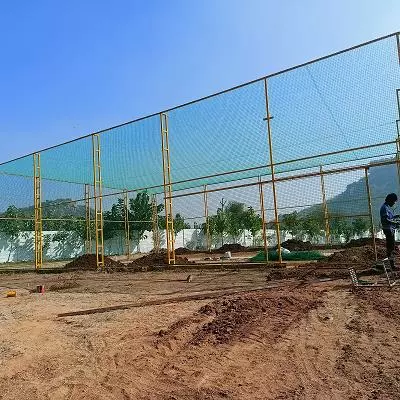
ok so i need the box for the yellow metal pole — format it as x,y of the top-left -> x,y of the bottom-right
84,184 -> 91,254
396,89 -> 400,191
264,78 -> 282,263
203,184 -> 211,252
396,33 -> 400,65
151,194 -> 160,253
258,176 -> 269,262
160,113 -> 175,264
319,166 -> 330,245
123,190 -> 131,259
396,34 -> 400,192
396,138 -> 400,192
92,134 -> 105,269
365,167 -> 377,261
33,153 -> 43,270
182,217 -> 185,247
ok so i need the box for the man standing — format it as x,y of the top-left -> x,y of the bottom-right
380,193 -> 399,270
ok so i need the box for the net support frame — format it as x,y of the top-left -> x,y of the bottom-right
151,193 -> 160,253
264,78 -> 282,262
84,184 -> 92,254
396,89 -> 400,191
33,152 -> 43,270
92,133 -> 105,269
396,33 -> 400,66
365,167 -> 377,261
160,112 -> 175,264
123,189 -> 131,259
319,166 -> 331,245
203,184 -> 211,252
258,176 -> 269,262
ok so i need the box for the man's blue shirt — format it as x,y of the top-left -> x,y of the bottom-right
380,203 -> 396,232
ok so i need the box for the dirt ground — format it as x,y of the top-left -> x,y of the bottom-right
0,269 -> 400,400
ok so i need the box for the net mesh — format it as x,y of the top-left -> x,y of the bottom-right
0,34 -> 398,266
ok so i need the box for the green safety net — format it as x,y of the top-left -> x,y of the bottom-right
0,34 -> 397,199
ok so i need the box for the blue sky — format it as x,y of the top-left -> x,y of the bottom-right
0,0 -> 399,163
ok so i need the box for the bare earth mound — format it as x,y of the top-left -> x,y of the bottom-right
324,245 -> 386,265
191,290 -> 322,345
175,247 -> 193,255
280,239 -> 314,251
265,245 -> 388,281
344,237 -> 386,248
128,249 -> 194,267
64,254 -> 127,272
216,243 -> 247,253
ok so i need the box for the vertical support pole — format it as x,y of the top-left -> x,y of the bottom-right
92,134 -> 105,269
84,184 -> 91,254
182,218 -> 185,248
151,194 -> 160,253
396,30 -> 400,192
396,89 -> 400,192
319,166 -> 330,245
258,176 -> 269,262
365,167 -> 377,261
160,112 -> 175,264
264,78 -> 282,263
219,198 -> 226,246
123,190 -> 131,259
396,138 -> 400,192
33,153 -> 43,270
203,184 -> 211,252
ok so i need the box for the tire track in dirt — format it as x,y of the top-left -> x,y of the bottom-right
130,287 -> 325,399
282,290 -> 362,399
2,280 -> 400,400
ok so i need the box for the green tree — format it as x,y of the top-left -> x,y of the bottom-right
352,217 -> 369,237
281,211 -> 302,238
0,206 -> 26,262
201,217 -> 214,248
225,201 -> 247,243
103,198 -> 125,241
301,211 -> 324,241
61,217 -> 87,240
243,207 -> 262,246
204,209 -> 227,247
214,208 -> 226,245
330,218 -> 354,243
173,213 -> 190,238
130,191 -> 163,249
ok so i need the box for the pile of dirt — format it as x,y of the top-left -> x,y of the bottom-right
48,280 -> 80,291
356,289 -> 400,321
128,249 -> 194,267
266,266 -> 380,282
324,245 -> 386,265
280,239 -> 314,251
64,254 -> 127,272
190,289 -> 322,345
215,243 -> 247,253
344,237 -> 386,248
175,247 -> 192,255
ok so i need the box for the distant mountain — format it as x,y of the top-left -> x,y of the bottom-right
10,199 -> 89,218
297,161 -> 399,225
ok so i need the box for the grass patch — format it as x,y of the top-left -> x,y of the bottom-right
251,250 -> 326,262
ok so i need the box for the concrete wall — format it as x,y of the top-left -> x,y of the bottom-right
0,228 -> 389,263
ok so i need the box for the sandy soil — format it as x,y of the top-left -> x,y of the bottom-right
0,270 -> 399,399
